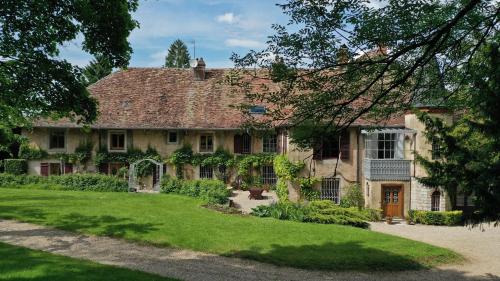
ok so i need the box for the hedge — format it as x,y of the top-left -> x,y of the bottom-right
251,200 -> 382,228
4,159 -> 28,175
0,173 -> 128,192
160,176 -> 230,204
408,209 -> 463,226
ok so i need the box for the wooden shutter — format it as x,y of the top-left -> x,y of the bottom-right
340,132 -> 350,160
64,163 -> 73,174
312,140 -> 323,160
234,134 -> 242,154
40,163 -> 49,176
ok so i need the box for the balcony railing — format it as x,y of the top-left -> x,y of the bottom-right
364,159 -> 411,181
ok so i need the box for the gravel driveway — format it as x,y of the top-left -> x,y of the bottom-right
0,219 -> 499,281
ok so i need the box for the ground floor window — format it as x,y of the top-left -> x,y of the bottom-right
321,177 -> 340,204
199,165 -> 213,179
261,165 -> 277,186
431,191 -> 441,211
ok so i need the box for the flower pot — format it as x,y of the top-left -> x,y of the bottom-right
385,217 -> 393,224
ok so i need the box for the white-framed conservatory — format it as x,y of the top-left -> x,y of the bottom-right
362,129 -> 415,181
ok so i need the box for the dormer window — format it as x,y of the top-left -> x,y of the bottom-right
249,105 -> 266,114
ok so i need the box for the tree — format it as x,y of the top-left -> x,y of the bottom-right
230,0 -> 499,221
416,41 -> 500,224
0,0 -> 139,129
165,39 -> 191,68
81,55 -> 114,86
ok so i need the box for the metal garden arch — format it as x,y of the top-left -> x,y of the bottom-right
128,158 -> 164,192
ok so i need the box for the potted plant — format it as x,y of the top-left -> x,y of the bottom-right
385,216 -> 393,224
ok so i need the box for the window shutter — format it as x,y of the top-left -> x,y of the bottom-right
40,163 -> 49,176
127,129 -> 133,150
99,130 -> 108,150
340,133 -> 350,160
312,141 -> 323,160
64,163 -> 73,174
234,134 -> 242,154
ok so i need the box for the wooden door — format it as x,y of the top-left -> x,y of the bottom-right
382,185 -> 404,218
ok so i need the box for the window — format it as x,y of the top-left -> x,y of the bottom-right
431,139 -> 441,160
234,133 -> 251,154
263,134 -> 277,153
109,131 -> 126,151
168,131 -> 178,144
377,133 -> 396,159
49,130 -> 65,149
199,165 -> 213,179
49,163 -> 62,175
249,105 -> 266,114
313,132 -> 349,160
321,178 -> 340,203
261,165 -> 277,186
200,135 -> 214,152
431,191 -> 441,211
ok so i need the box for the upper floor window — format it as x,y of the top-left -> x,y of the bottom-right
49,130 -> 65,150
377,133 -> 396,159
168,131 -> 178,144
431,139 -> 441,160
313,132 -> 350,160
109,131 -> 126,151
263,134 -> 277,153
234,133 -> 251,154
200,135 -> 214,152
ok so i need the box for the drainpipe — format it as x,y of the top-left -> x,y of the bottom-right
356,128 -> 361,183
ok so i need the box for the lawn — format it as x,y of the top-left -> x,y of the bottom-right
0,188 -> 461,271
0,242 -> 177,281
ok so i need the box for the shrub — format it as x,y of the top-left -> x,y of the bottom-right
275,179 -> 289,202
4,159 -> 28,175
0,173 -> 128,192
408,210 -> 463,226
160,178 -> 230,204
339,183 -> 364,209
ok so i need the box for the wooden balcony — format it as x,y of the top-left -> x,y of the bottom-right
364,159 -> 411,181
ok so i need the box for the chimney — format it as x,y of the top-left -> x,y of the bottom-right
193,58 -> 206,81
337,44 -> 349,65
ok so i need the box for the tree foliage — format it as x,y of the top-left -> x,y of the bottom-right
0,0 -> 139,129
81,55 -> 113,86
165,39 -> 191,68
231,0 -> 498,137
416,41 -> 500,224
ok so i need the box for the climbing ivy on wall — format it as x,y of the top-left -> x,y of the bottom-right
95,145 -> 161,177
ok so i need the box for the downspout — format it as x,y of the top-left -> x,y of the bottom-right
356,128 -> 361,183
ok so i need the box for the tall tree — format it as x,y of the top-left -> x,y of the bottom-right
81,55 -> 113,86
0,0 -> 139,129
416,41 -> 500,224
165,39 -> 191,68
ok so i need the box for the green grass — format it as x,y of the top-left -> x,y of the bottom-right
0,188 -> 461,271
0,242 -> 178,281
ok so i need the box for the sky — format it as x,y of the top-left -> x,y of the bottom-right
59,0 -> 290,68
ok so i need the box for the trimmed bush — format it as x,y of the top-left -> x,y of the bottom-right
0,173 -> 128,192
4,159 -> 28,175
160,177 -> 230,204
408,209 -> 463,226
251,200 -> 375,228
339,183 -> 364,209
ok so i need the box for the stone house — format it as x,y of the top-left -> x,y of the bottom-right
21,59 -> 460,218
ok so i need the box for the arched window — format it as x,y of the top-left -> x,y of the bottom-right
431,191 -> 441,211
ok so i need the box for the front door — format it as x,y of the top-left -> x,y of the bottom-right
382,185 -> 404,218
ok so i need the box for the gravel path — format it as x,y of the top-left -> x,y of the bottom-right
0,219 -> 498,281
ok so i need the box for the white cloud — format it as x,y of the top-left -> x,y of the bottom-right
216,12 -> 239,24
364,0 -> 388,9
225,38 -> 264,48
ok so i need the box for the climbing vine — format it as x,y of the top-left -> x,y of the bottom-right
95,145 -> 161,177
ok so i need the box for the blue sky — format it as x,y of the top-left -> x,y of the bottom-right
60,0 -> 289,68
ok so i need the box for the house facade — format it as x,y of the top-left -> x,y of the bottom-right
22,60 -> 456,218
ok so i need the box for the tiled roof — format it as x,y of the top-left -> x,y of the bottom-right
33,67 -> 405,129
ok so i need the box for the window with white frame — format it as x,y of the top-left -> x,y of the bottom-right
108,131 -> 126,151
49,130 -> 66,150
263,134 -> 277,153
199,165 -> 213,179
321,178 -> 340,203
431,139 -> 441,160
261,165 -> 277,186
377,133 -> 396,159
200,135 -> 214,152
